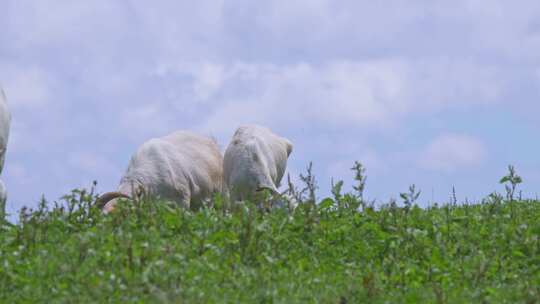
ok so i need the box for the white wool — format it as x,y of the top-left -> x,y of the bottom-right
224,124 -> 293,202
0,89 -> 11,212
0,89 -> 11,174
104,131 -> 223,211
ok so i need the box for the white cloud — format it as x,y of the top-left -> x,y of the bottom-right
192,59 -> 503,137
1,0 -> 539,211
192,63 -> 227,101
194,61 -> 407,135
421,134 -> 487,172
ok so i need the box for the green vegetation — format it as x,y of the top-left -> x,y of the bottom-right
0,165 -> 539,303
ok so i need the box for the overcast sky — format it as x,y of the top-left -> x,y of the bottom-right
1,1 -> 540,217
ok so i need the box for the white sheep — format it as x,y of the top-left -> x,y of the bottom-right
223,124 -> 293,203
97,131 -> 223,212
0,88 -> 11,213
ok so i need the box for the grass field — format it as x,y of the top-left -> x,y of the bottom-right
1,165 -> 539,303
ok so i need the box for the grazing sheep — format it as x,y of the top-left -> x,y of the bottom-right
97,131 -> 223,213
223,124 -> 293,203
0,89 -> 11,214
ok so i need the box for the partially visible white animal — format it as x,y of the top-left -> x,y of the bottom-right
223,124 -> 293,203
98,131 -> 223,213
0,89 -> 11,213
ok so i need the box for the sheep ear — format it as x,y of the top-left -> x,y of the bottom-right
95,192 -> 131,210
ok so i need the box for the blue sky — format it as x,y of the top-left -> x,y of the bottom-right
1,1 -> 540,217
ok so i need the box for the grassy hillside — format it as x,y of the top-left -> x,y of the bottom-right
1,166 -> 539,303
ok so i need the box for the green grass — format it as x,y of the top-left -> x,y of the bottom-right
1,171 -> 540,303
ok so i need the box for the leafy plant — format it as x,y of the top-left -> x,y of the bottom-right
351,161 -> 367,201
499,165 -> 522,202
0,164 -> 539,303
400,184 -> 421,210
299,161 -> 318,204
331,178 -> 344,202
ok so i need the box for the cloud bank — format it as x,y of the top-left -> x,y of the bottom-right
1,0 -> 540,216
